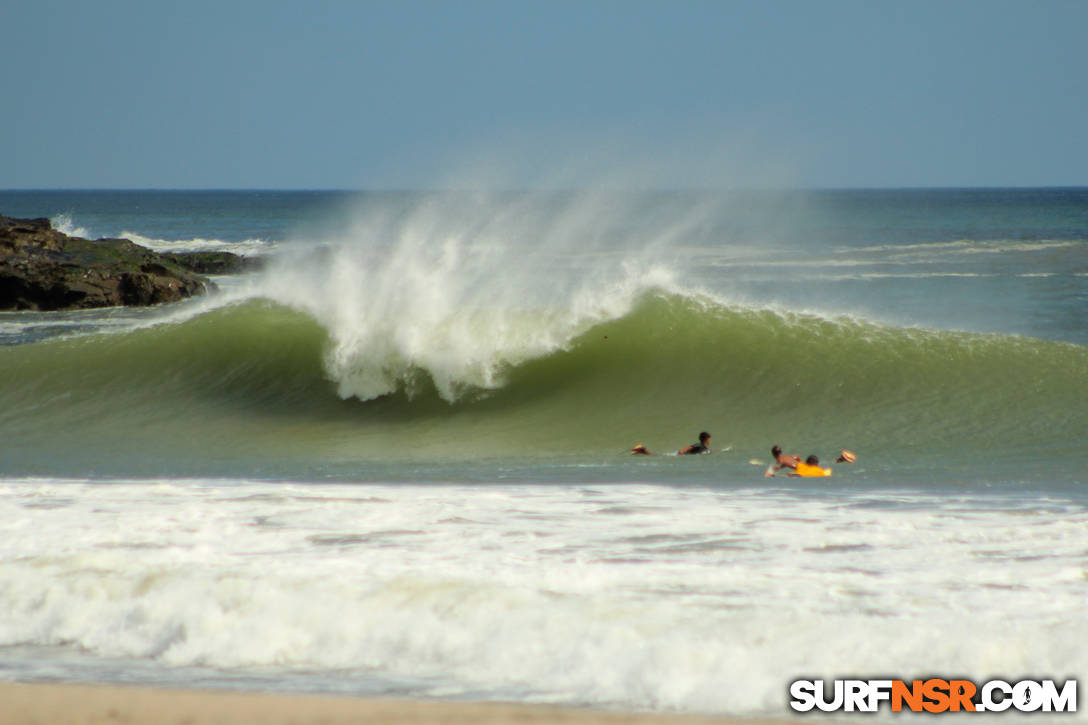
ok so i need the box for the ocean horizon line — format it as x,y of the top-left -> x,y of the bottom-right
3,184 -> 1087,195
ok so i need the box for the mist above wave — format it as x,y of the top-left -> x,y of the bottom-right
259,192 -> 716,402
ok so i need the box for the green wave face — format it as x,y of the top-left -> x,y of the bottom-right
2,295 -> 1085,479
498,294 -> 1088,459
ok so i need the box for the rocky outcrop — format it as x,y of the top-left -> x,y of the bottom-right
0,214 -> 224,311
161,250 -> 264,275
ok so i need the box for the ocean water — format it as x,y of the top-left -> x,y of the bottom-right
0,189 -> 1085,718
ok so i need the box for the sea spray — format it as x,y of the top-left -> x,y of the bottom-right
259,192 -> 712,402
49,212 -> 89,239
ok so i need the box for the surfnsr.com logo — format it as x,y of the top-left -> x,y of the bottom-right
789,679 -> 1077,714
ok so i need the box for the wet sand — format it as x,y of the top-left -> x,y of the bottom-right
0,682 -> 799,725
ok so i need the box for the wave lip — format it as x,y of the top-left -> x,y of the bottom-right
258,192 -> 691,403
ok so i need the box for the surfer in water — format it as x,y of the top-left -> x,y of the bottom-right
790,454 -> 832,477
631,431 -> 712,456
765,446 -> 856,477
764,445 -> 800,476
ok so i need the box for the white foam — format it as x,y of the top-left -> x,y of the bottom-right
120,231 -> 273,257
843,239 -> 1082,255
50,213 -> 89,239
0,479 -> 1084,716
42,213 -> 274,257
257,193 -> 703,402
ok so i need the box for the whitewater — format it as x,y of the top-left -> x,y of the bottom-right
0,188 -> 1085,720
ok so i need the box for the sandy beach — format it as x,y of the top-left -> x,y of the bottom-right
0,682 -> 799,725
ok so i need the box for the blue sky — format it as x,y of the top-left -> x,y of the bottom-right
3,0 -> 1086,189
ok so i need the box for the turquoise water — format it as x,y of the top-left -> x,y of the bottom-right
0,189 -> 1085,717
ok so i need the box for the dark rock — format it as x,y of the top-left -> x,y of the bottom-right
0,214 -> 214,311
162,250 -> 264,275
